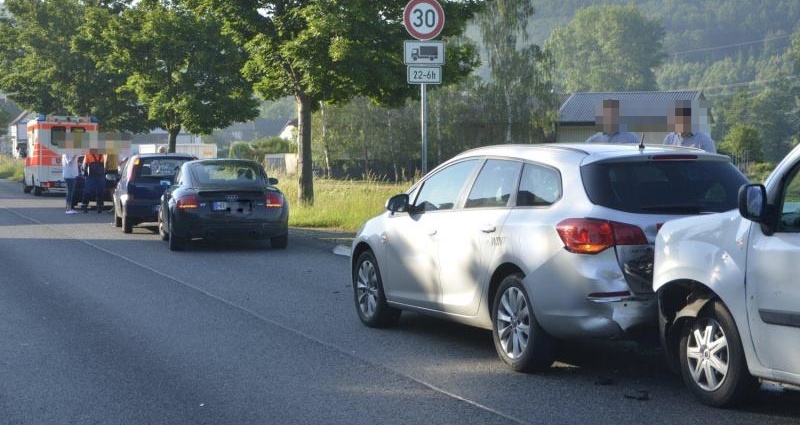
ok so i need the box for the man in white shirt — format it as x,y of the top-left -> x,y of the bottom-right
62,153 -> 80,214
662,102 -> 716,153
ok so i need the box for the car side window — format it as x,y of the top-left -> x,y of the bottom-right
413,159 -> 480,212
778,165 -> 800,233
465,159 -> 522,208
517,163 -> 562,207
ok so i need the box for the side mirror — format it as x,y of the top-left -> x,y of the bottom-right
738,184 -> 766,222
268,177 -> 279,185
386,193 -> 410,213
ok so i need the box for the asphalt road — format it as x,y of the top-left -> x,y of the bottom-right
0,179 -> 798,425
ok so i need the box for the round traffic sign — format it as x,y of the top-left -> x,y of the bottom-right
403,0 -> 445,41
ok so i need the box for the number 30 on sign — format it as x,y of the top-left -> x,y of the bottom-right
403,0 -> 445,41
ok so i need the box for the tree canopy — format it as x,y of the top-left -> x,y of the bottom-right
188,0 -> 484,204
544,4 -> 665,92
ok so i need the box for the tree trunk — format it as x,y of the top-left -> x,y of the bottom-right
168,126 -> 181,153
361,128 -> 370,179
296,95 -> 314,205
319,101 -> 331,178
504,85 -> 513,143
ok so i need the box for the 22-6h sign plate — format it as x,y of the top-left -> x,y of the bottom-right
403,0 -> 445,41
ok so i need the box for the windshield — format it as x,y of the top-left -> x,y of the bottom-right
582,160 -> 749,214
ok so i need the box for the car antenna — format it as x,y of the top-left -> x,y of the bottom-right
638,133 -> 645,151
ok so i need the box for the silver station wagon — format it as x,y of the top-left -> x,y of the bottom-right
351,143 -> 748,372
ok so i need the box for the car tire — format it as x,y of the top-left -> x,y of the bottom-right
270,233 -> 288,249
33,185 -> 42,196
353,250 -> 401,328
158,209 -> 168,241
679,300 -> 758,407
114,203 -> 122,228
22,179 -> 32,194
122,211 -> 133,234
168,215 -> 185,251
492,274 -> 555,373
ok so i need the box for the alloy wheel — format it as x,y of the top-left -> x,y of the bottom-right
496,286 -> 531,359
686,318 -> 729,392
356,259 -> 379,319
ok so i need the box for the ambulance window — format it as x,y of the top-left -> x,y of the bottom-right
51,126 -> 66,147
71,127 -> 86,147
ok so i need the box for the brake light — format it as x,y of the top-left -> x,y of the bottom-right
265,193 -> 284,208
176,194 -> 199,210
652,155 -> 698,161
556,218 -> 647,254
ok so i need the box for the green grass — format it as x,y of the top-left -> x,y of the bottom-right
279,177 -> 409,231
0,155 -> 23,181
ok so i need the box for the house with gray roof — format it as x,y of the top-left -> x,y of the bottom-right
557,91 -> 712,144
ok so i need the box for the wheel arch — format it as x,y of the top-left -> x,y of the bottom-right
487,262 -> 525,319
351,241 -> 373,272
657,279 -> 717,371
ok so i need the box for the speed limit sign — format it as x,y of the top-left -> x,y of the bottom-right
403,0 -> 445,41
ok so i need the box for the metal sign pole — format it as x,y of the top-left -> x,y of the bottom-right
421,83 -> 428,175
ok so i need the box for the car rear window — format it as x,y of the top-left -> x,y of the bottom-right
581,159 -> 749,214
136,157 -> 191,180
189,162 -> 265,185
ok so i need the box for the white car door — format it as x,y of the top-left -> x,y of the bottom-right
381,159 -> 481,311
746,164 -> 800,376
435,159 -> 521,316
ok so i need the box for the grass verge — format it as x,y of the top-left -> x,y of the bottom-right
279,177 -> 409,232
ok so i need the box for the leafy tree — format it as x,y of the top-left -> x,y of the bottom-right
189,0 -> 484,205
229,141 -> 255,160
476,0 -> 555,142
545,4 -> 665,92
718,122 -> 763,164
0,0 -> 149,130
83,0 -> 258,152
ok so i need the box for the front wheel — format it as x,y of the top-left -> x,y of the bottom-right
679,300 -> 758,407
158,209 -> 168,241
353,250 -> 400,327
492,274 -> 555,373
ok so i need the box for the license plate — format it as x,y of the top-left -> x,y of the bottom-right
212,201 -> 228,211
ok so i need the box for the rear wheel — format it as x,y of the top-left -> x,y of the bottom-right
168,215 -> 185,251
353,250 -> 400,327
114,203 -> 122,227
679,300 -> 758,407
33,185 -> 42,196
122,211 -> 133,234
22,177 -> 32,193
492,274 -> 555,373
270,233 -> 288,249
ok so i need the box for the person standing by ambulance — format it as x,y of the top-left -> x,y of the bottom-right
61,153 -> 80,214
81,148 -> 105,213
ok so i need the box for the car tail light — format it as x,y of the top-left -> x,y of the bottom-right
265,193 -> 284,209
176,194 -> 199,210
556,218 -> 647,254
127,157 -> 138,181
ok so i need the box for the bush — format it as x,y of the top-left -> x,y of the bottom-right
0,155 -> 23,181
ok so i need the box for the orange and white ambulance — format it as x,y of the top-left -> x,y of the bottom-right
22,115 -> 129,196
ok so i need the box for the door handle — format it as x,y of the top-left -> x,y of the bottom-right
480,224 -> 496,233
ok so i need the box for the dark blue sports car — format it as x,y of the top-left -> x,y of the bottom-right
158,159 -> 289,251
